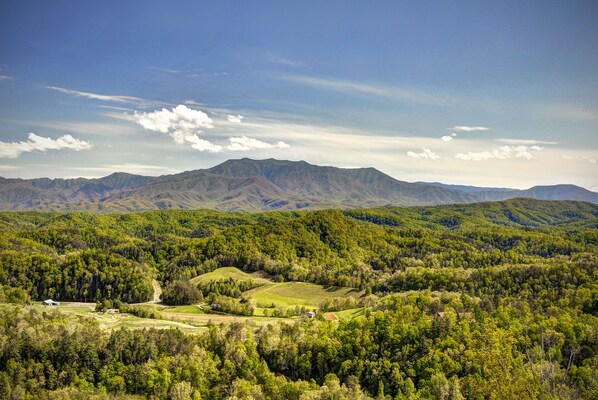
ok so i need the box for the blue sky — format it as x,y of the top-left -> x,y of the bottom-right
1,1 -> 597,189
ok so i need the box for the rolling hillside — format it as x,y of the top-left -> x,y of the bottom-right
1,158 -> 597,212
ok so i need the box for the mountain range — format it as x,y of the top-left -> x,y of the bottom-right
1,158 -> 597,212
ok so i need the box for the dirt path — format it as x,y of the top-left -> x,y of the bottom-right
152,279 -> 162,302
324,312 -> 338,321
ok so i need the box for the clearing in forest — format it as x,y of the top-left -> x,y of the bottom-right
244,281 -> 363,308
189,267 -> 273,285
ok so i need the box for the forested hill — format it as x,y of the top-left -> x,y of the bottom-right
1,198 -> 596,303
1,198 -> 598,399
2,158 -> 597,212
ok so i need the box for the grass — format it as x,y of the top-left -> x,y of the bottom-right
157,303 -> 289,326
29,302 -> 204,333
334,308 -> 365,320
14,270 -> 369,333
189,267 -> 272,285
163,305 -> 206,314
244,282 -> 363,308
189,267 -> 365,315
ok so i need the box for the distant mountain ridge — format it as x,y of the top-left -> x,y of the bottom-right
1,158 -> 596,212
419,182 -> 598,203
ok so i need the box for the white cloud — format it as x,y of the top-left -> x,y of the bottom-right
133,105 -> 290,153
134,105 -> 219,150
0,133 -> 92,158
407,147 -> 440,160
186,134 -> 223,153
0,75 -> 14,81
497,138 -> 558,145
441,135 -> 454,142
451,133 -> 457,137
75,163 -> 181,176
227,115 -> 244,123
280,74 -> 452,105
135,105 -> 213,135
183,99 -> 205,107
47,85 -> 146,103
226,136 -> 290,151
148,66 -> 180,74
451,126 -> 489,132
456,145 -> 542,161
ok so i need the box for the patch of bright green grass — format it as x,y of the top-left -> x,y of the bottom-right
334,308 -> 365,320
245,282 -> 362,308
162,305 -> 206,314
189,267 -> 272,286
29,302 -> 203,333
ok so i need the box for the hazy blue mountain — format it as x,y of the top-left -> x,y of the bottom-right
1,159 -> 596,212
421,182 -> 598,203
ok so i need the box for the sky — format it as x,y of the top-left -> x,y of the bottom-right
0,1 -> 597,190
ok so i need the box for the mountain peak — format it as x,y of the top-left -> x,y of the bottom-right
1,159 -> 596,212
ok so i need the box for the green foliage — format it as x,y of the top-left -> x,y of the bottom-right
162,280 -> 203,306
318,296 -> 361,312
0,199 -> 597,398
197,277 -> 263,298
0,284 -> 30,304
209,295 -> 254,316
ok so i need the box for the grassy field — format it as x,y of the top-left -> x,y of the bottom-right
334,308 -> 365,320
28,302 -> 204,333
189,267 -> 273,285
244,281 -> 363,308
160,304 -> 291,326
23,268 -> 367,331
190,267 -> 365,314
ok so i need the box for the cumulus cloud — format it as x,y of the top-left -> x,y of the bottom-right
0,75 -> 14,81
450,126 -> 489,132
134,105 -> 290,153
186,135 -> 222,153
226,136 -> 290,151
407,147 -> 440,160
134,105 -> 221,150
441,135 -> 454,142
0,133 -> 92,158
227,115 -> 244,123
456,145 -> 542,161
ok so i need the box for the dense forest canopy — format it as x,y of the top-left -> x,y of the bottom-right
0,198 -> 597,399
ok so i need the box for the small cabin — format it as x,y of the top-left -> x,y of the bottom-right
42,299 -> 60,306
106,309 -> 120,315
305,311 -> 316,318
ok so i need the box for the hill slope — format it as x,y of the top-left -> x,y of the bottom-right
1,158 -> 596,212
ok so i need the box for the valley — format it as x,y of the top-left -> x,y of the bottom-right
1,199 -> 597,399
